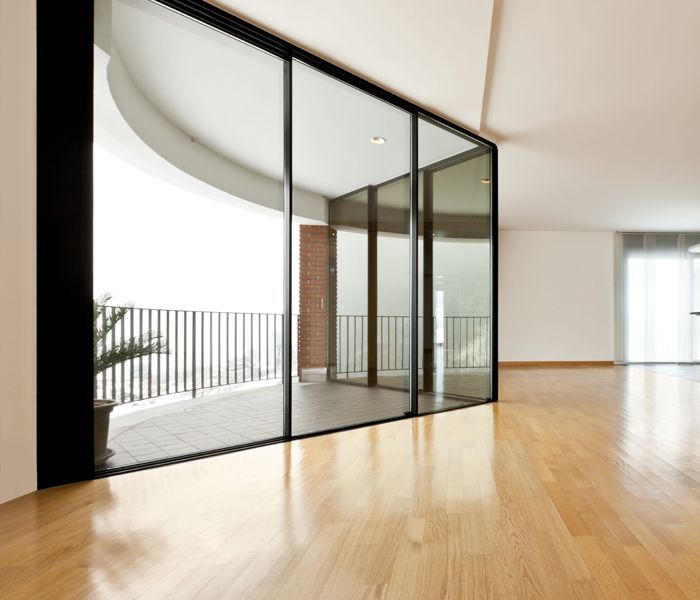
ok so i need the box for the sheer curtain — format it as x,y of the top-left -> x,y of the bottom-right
615,232 -> 700,363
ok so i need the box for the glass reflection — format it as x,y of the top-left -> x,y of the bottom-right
292,60 -> 411,434
418,117 -> 492,413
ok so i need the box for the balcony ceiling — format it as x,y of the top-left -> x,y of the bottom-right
217,0 -> 700,231
108,0 -> 484,201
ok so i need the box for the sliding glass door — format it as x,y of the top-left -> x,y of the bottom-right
292,60 -> 411,435
94,0 -> 285,470
88,0 -> 496,476
418,117 -> 493,411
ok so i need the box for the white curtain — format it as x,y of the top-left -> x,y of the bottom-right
615,232 -> 700,363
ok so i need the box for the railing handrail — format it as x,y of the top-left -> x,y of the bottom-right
105,304 -> 287,316
102,305 -> 489,319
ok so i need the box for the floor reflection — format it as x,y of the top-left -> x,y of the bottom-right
12,367 -> 700,597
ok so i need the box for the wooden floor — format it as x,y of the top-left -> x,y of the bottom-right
3,366 -> 700,598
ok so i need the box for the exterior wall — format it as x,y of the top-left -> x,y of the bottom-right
499,230 -> 615,362
0,0 -> 37,503
298,225 -> 336,381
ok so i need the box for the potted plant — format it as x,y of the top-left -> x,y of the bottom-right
94,294 -> 165,466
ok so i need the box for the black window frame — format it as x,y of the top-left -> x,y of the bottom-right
37,0 -> 498,488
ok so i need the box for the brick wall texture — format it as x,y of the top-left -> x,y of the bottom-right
298,225 -> 337,371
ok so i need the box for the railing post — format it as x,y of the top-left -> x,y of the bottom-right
138,309 -> 143,400
165,310 -> 169,394
120,308 -> 125,402
101,308 -> 107,399
147,309 -> 152,398
130,307 -> 134,401
201,311 -> 205,390
191,311 -> 197,398
409,113 -> 419,415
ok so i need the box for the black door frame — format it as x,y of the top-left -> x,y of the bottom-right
36,0 -> 498,488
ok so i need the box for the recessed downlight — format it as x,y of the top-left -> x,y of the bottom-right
370,136 -> 386,145
480,178 -> 491,184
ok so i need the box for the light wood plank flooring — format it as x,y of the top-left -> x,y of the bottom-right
3,366 -> 700,598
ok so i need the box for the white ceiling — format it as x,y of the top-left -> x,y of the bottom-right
484,0 -> 700,231
211,0 -> 494,131
214,0 -> 700,231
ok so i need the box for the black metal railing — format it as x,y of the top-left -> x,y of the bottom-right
335,315 -> 490,377
96,306 -> 296,403
96,306 -> 490,403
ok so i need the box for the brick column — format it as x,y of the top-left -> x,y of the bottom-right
298,225 -> 336,382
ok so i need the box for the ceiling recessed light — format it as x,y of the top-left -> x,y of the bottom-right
370,136 -> 386,145
480,178 -> 491,184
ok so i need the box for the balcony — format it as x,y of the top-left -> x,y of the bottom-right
96,306 -> 491,470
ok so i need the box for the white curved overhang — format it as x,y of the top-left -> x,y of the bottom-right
95,0 -> 490,227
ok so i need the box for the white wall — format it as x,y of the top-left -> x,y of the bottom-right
499,230 -> 614,362
0,0 -> 37,503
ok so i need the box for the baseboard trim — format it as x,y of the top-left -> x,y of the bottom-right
499,361 -> 615,367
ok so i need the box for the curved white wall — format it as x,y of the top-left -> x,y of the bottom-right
103,47 -> 327,222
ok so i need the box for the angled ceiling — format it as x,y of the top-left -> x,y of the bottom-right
216,0 -> 700,232
212,0 -> 495,132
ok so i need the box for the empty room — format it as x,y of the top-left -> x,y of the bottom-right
2,0 -> 700,598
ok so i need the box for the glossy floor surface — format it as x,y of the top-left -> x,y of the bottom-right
641,363 -> 700,384
3,366 -> 700,598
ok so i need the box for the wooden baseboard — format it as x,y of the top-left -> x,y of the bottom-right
498,361 -> 615,367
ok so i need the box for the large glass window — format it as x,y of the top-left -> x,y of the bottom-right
292,60 -> 411,435
94,0 -> 284,471
418,117 -> 493,412
90,0 -> 495,476
616,232 -> 700,363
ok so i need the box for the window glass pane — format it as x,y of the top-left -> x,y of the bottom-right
93,0 -> 284,471
619,232 -> 700,362
292,60 -> 411,435
418,118 -> 492,412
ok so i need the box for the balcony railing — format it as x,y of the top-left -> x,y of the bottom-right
335,315 -> 491,377
96,305 -> 490,403
96,307 -> 295,403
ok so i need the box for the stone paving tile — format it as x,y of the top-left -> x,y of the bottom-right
158,444 -> 196,454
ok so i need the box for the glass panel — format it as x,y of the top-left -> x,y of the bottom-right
377,178 -> 412,389
618,232 -> 700,363
292,60 -> 411,435
418,117 -> 492,413
93,0 -> 284,471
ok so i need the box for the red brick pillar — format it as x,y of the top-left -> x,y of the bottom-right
298,225 -> 337,382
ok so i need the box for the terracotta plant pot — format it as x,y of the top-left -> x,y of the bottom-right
94,400 -> 117,466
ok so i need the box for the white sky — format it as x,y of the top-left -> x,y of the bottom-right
95,143 -> 490,318
94,143 -> 289,314
338,230 -> 490,316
